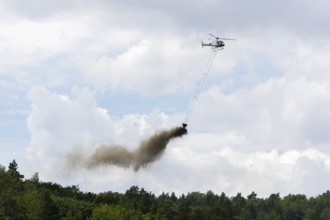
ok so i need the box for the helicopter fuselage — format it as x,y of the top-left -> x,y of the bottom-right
202,40 -> 225,49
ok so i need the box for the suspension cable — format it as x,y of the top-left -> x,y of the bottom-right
183,49 -> 218,126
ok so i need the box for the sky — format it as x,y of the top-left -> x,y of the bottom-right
1,0 -> 330,197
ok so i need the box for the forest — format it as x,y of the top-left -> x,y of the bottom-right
1,159 -> 330,220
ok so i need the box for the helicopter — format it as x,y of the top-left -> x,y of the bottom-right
202,34 -> 235,50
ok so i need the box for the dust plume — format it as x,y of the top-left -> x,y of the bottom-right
86,126 -> 187,171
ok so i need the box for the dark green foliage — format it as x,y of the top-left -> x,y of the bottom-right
0,164 -> 25,219
8,159 -> 24,180
1,161 -> 330,219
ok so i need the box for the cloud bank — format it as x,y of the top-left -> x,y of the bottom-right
26,82 -> 330,197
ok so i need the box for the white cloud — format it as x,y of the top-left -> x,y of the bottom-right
191,77 -> 330,152
79,35 -> 207,94
0,17 -> 85,68
157,139 -> 330,197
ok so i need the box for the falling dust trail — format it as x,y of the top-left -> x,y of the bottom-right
86,126 -> 187,171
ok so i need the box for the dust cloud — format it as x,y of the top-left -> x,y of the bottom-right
86,126 -> 187,171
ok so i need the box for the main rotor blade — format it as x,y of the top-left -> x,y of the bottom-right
209,33 -> 218,39
218,37 -> 236,41
209,33 -> 235,40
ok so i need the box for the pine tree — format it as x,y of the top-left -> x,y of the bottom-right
8,159 -> 24,180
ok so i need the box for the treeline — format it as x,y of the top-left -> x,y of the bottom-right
1,160 -> 330,220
